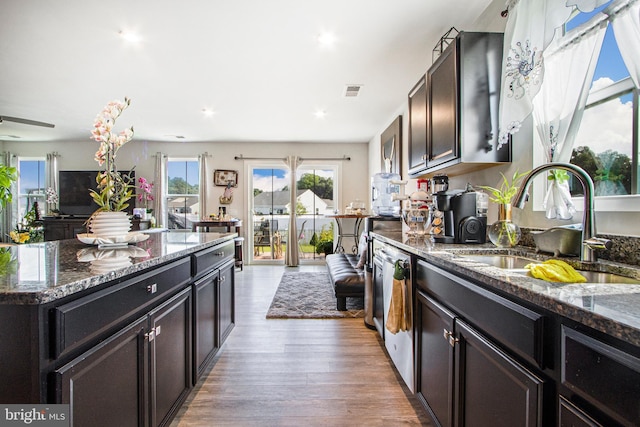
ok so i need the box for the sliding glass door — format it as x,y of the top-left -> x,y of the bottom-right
249,163 -> 338,264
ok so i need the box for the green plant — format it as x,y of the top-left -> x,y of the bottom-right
0,165 -> 18,209
479,170 -> 530,204
314,223 -> 334,255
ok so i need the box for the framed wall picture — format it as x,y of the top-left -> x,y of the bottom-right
380,116 -> 402,175
381,115 -> 402,175
214,169 -> 238,187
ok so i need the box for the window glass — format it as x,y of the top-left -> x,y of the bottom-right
18,159 -> 45,218
166,159 -> 199,230
566,4 -> 638,197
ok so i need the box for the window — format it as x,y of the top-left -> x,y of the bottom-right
166,158 -> 199,230
566,3 -> 639,197
17,158 -> 45,220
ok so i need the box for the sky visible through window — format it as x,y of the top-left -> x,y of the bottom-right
565,1 -> 633,162
167,161 -> 199,187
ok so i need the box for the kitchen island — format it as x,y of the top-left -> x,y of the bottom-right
372,231 -> 640,427
0,231 -> 236,427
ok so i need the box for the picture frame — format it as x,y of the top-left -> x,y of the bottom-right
381,115 -> 402,175
214,169 -> 238,187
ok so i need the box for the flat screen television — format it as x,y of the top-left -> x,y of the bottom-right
58,170 -> 135,217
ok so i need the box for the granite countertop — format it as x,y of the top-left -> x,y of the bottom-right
0,232 -> 236,305
373,231 -> 640,348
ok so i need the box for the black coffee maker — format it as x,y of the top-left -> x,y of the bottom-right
433,190 -> 486,244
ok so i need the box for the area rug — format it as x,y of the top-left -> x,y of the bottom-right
266,271 -> 364,319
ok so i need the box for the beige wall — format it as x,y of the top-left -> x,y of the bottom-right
3,139 -> 369,232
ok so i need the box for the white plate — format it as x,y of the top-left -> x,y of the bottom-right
77,232 -> 150,245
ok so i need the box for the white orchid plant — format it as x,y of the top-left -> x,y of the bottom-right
89,97 -> 135,212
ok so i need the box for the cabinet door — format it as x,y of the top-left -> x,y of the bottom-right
416,291 -> 455,427
150,288 -> 192,427
193,271 -> 218,382
218,260 -> 235,345
559,397 -> 602,427
427,44 -> 457,168
408,76 -> 428,174
54,316 -> 149,427
454,319 -> 544,427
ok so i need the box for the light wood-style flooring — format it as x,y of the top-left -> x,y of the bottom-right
171,265 -> 432,426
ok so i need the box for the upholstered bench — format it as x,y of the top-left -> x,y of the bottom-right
325,253 -> 365,311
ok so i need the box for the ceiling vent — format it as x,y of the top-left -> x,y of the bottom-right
344,84 -> 363,98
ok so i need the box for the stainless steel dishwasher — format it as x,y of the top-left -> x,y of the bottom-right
372,239 -> 414,392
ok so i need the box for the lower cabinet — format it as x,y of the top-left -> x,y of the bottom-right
193,259 -> 235,382
416,291 -> 544,427
55,288 -> 192,427
415,259 -> 547,427
455,319 -> 543,427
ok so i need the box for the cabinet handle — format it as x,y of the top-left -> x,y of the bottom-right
145,330 -> 155,342
443,329 -> 459,347
147,283 -> 157,294
215,252 -> 224,257
155,325 -> 161,337
220,275 -> 225,283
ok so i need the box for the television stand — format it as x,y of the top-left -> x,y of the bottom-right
43,217 -> 150,241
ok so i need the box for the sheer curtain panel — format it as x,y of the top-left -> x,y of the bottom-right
607,0 -> 640,87
154,152 -> 167,228
284,155 -> 301,266
532,21 -> 607,219
198,153 -> 212,220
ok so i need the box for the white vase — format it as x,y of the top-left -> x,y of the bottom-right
89,211 -> 132,238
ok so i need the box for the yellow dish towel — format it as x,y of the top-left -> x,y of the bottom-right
525,259 -> 587,283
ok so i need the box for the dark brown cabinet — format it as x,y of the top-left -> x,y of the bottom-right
193,259 -> 235,382
408,32 -> 510,178
55,288 -> 192,427
408,76 -> 428,172
415,260 -> 546,426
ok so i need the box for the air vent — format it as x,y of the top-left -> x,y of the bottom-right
344,84 -> 363,97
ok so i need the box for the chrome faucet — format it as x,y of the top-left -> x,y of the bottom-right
513,162 -> 611,262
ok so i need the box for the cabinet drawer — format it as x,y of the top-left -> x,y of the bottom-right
52,257 -> 191,359
192,241 -> 234,279
561,326 -> 640,426
417,260 -> 545,368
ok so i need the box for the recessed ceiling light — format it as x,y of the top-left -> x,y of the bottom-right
314,110 -> 327,119
202,108 -> 216,117
118,30 -> 142,44
317,31 -> 336,48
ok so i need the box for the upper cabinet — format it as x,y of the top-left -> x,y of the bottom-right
408,32 -> 511,178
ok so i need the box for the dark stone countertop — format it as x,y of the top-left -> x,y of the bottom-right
372,231 -> 640,348
0,231 -> 236,305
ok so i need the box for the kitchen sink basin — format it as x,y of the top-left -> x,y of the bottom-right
458,254 -> 640,285
458,254 -> 538,270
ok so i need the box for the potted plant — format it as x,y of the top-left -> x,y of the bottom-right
479,170 -> 529,248
87,97 -> 135,238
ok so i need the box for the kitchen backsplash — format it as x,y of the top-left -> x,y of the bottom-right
520,228 -> 640,267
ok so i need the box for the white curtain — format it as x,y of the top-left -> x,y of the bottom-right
607,0 -> 640,87
284,155 -> 302,266
198,153 -> 212,220
154,152 -> 167,228
532,21 -> 607,219
45,152 -> 59,213
498,0 -> 610,148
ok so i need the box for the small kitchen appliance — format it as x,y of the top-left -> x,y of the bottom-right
433,190 -> 486,244
371,172 -> 402,217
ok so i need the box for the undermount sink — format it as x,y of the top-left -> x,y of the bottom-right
458,253 -> 640,285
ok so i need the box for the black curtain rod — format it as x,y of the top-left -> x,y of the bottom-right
234,155 -> 351,161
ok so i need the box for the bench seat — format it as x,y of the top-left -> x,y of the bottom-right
325,253 -> 365,311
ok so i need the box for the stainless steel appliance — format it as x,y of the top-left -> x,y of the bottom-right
373,239 -> 414,392
364,217 -> 401,329
433,189 -> 486,244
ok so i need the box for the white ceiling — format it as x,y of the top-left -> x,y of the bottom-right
0,0 -> 495,144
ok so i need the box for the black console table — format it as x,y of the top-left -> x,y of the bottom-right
43,216 -> 151,241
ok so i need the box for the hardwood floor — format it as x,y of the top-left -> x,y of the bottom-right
171,265 -> 433,426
